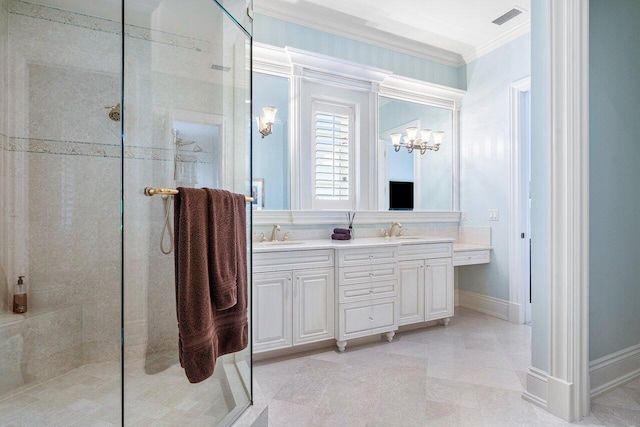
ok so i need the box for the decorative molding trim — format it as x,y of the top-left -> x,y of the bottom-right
379,75 -> 466,109
590,344 -> 640,398
457,290 -> 509,321
508,76 -> 531,325
523,367 -> 548,409
253,43 -> 292,77
0,134 -> 209,163
287,47 -> 392,86
546,0 -> 590,422
253,44 -> 468,106
8,0 -> 213,53
462,21 -> 531,64
253,3 -> 464,67
253,210 -> 461,227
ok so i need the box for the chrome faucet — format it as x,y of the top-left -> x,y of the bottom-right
270,224 -> 281,242
389,221 -> 403,237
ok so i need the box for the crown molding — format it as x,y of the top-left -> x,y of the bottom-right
253,4 -> 464,67
462,21 -> 531,64
380,74 -> 466,109
286,47 -> 392,86
253,42 -> 292,77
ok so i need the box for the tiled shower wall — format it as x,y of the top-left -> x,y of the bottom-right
0,0 -> 122,393
0,0 -> 229,393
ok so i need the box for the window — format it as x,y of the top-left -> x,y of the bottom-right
312,101 -> 354,209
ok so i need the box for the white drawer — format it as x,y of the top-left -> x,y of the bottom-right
339,298 -> 397,339
453,250 -> 490,266
338,263 -> 398,286
253,249 -> 334,273
338,247 -> 397,267
397,243 -> 452,261
338,281 -> 397,303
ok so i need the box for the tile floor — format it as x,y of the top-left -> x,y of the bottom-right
2,308 -> 640,426
254,307 -> 638,426
0,351 -> 248,426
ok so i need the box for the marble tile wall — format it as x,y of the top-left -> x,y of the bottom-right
0,0 -> 123,392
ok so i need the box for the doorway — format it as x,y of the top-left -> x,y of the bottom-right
509,76 -> 532,325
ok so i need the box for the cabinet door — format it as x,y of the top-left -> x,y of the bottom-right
398,260 -> 425,325
425,258 -> 454,321
253,271 -> 292,352
293,268 -> 334,345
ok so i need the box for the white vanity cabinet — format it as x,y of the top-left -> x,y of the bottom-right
253,249 -> 335,353
397,242 -> 454,326
335,246 -> 399,352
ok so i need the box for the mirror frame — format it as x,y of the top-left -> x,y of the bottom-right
252,42 -> 466,225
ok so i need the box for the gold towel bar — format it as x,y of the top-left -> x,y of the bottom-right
144,186 -> 254,203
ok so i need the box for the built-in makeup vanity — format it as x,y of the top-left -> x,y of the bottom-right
252,236 -> 491,354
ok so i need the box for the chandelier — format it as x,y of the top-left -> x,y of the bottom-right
390,127 -> 444,155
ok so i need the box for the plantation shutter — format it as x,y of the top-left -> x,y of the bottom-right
312,102 -> 354,209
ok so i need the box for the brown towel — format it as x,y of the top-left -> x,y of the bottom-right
331,233 -> 351,240
333,228 -> 351,235
174,187 -> 249,383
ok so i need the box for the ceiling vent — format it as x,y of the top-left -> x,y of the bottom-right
492,7 -> 523,25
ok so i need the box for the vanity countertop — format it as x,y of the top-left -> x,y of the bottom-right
452,243 -> 493,251
252,236 -> 462,253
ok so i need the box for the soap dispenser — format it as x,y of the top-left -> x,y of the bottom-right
13,276 -> 27,314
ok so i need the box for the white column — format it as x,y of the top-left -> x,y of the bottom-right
546,0 -> 590,421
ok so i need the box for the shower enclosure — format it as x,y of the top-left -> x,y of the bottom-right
0,0 -> 253,425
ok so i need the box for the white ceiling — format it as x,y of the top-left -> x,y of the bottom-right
254,0 -> 531,66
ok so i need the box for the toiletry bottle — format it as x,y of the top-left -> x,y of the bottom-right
13,276 -> 27,314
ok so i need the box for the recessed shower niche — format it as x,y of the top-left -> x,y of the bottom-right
172,118 -> 223,189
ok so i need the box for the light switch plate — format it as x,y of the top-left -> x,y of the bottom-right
461,211 -> 468,221
488,209 -> 499,221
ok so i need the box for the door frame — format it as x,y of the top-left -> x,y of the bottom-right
524,0 -> 590,422
508,76 -> 531,325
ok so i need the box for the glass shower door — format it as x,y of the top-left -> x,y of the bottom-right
0,0 -> 123,425
122,0 -> 252,425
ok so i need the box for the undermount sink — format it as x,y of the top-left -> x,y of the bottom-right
258,240 -> 304,245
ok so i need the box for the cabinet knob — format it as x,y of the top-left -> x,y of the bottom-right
369,290 -> 374,294
369,272 -> 373,277
369,316 -> 374,321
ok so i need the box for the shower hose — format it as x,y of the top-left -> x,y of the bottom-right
160,195 -> 174,255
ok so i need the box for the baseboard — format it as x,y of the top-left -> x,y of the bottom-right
508,301 -> 522,324
454,289 -> 459,307
457,289 -> 509,321
590,343 -> 640,398
523,366 -> 548,409
546,375 -> 573,421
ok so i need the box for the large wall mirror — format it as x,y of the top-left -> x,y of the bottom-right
379,96 -> 454,211
252,44 -> 463,216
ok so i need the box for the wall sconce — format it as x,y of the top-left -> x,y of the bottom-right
256,106 -> 277,138
390,127 -> 444,155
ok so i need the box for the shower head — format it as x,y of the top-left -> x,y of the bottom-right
105,103 -> 121,122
